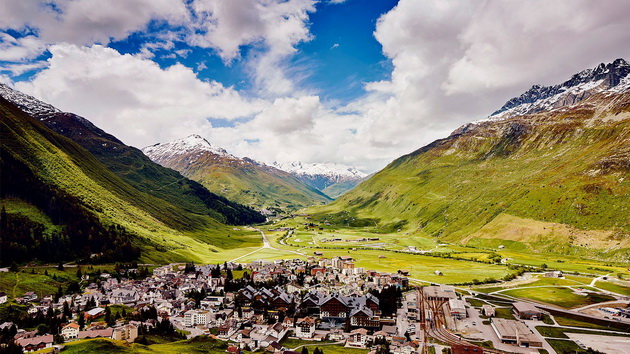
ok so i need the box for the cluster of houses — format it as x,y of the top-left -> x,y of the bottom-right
2,257 -> 416,352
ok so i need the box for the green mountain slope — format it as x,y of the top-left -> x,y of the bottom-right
143,136 -> 331,212
314,91 -> 630,259
0,97 -> 262,265
40,112 -> 264,226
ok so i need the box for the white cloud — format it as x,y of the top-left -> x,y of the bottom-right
5,0 -> 630,174
16,44 -> 267,148
1,0 -> 188,48
187,0 -> 316,96
0,61 -> 48,76
322,0 -> 630,171
0,33 -> 46,61
444,0 -> 630,94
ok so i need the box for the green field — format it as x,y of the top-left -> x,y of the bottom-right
59,337 -> 368,354
501,287 -> 615,308
594,280 -> 630,296
552,315 -> 620,330
535,326 -> 630,339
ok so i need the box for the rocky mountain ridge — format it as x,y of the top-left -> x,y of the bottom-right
487,58 -> 630,121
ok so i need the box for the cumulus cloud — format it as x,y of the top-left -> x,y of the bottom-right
444,0 -> 630,94
328,0 -> 630,171
186,0 -> 316,96
5,0 -> 630,173
16,44 -> 267,148
0,0 -> 188,51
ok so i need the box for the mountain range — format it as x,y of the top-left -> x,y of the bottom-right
2,58 -> 629,264
142,135 -> 332,212
315,59 -> 630,260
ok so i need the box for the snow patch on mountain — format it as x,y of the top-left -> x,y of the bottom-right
272,161 -> 367,180
142,135 -> 234,164
0,83 -> 61,119
475,58 -> 630,124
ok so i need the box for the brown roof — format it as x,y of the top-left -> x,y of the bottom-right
16,335 -> 53,347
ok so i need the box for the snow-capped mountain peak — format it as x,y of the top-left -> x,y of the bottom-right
0,83 -> 61,120
142,135 -> 233,163
483,58 -> 630,122
272,161 -> 367,179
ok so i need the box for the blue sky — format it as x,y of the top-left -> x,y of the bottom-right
1,0 -> 630,172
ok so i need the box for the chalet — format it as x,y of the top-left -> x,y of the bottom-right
295,317 -> 316,338
319,293 -> 349,319
110,289 -> 139,304
16,335 -> 53,353
512,302 -> 542,320
300,292 -> 320,314
349,307 -> 379,328
23,292 -> 37,302
272,293 -> 292,311
62,323 -> 80,341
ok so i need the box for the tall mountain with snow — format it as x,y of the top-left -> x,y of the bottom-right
487,58 -> 630,121
143,136 -> 331,212
272,161 -> 367,198
0,83 -> 60,119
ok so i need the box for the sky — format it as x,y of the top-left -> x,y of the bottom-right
2,0 -> 630,173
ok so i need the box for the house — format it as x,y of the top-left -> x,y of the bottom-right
184,309 -> 211,327
320,293 -> 349,319
347,328 -> 369,348
349,307 -> 379,328
110,289 -> 139,304
481,305 -> 495,317
449,299 -> 467,319
78,328 -> 113,340
112,323 -> 139,342
16,335 -> 53,352
84,307 -> 105,320
490,318 -> 543,347
295,317 -> 316,339
544,271 -> 563,278
61,323 -> 80,341
423,285 -> 457,301
512,302 -> 542,320
0,292 -> 7,304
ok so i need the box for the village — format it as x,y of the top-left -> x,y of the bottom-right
2,255 -> 630,354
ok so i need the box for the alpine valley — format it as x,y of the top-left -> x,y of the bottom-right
314,59 -> 630,261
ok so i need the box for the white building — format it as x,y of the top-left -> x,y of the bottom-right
295,317 -> 316,339
61,323 -> 80,341
184,309 -> 211,327
448,299 -> 467,319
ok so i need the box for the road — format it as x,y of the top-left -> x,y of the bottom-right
229,228 -> 306,263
